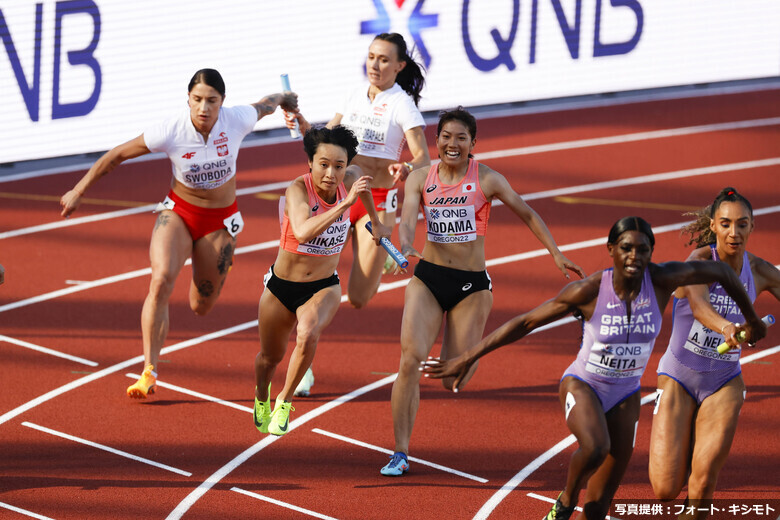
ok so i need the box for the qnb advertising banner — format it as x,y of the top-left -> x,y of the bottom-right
2,0 -> 780,164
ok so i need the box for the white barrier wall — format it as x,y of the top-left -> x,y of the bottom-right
2,0 -> 779,163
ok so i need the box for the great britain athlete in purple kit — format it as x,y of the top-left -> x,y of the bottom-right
649,187 -> 780,519
422,216 -> 766,520
60,69 -> 298,399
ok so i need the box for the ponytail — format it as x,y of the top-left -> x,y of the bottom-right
373,33 -> 425,106
681,187 -> 753,247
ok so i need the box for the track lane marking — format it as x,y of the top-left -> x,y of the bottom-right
122,374 -> 489,484
2,116 -> 779,240
124,373 -> 252,413
231,487 -> 339,520
165,374 -> 397,520
471,344 -> 780,519
526,492 -> 620,520
311,428 -> 488,483
0,334 -> 98,366
21,421 -> 192,476
0,501 -> 56,520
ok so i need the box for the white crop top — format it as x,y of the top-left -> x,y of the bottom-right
338,82 -> 425,161
144,105 -> 257,189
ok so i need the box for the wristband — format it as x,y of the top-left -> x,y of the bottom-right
403,161 -> 413,172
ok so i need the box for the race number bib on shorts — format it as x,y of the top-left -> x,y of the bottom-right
683,320 -> 740,362
586,341 -> 652,379
424,205 -> 477,243
223,211 -> 244,238
383,188 -> 398,213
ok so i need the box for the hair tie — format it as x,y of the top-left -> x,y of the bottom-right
726,190 -> 735,195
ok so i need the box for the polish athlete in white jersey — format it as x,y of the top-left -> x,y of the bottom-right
60,69 -> 299,399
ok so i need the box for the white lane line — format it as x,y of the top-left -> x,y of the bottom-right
0,335 -> 98,366
477,117 -> 780,161
312,428 -> 488,483
0,320 -> 256,427
21,422 -> 192,477
2,114 -> 779,241
230,487 -> 339,520
527,492 -> 620,520
165,374 -> 397,520
471,343 -> 780,519
0,501 -> 56,520
0,240 -> 278,314
125,373 -> 252,414
2,167 -> 777,316
0,181 -> 289,241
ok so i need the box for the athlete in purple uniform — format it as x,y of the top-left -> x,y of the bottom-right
649,188 -> 780,519
422,216 -> 766,520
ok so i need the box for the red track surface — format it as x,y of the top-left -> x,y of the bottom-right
1,89 -> 779,520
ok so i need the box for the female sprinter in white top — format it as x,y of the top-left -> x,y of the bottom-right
60,68 -> 298,399
289,32 -> 431,396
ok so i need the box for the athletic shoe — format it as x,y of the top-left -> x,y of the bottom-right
543,492 -> 574,520
268,400 -> 295,436
254,384 -> 272,434
127,364 -> 156,399
380,452 -> 409,476
294,367 -> 315,397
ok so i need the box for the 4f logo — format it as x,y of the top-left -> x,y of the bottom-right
361,0 -> 438,68
182,152 -> 196,159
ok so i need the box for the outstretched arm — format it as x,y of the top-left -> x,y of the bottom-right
388,126 -> 430,185
482,168 -> 585,279
251,92 -> 298,120
60,135 -> 150,218
421,274 -> 600,391
653,260 -> 766,344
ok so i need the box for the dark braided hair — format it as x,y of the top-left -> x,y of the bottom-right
681,187 -> 753,247
373,33 -> 425,106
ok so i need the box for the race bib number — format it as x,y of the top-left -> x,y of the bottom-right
425,205 -> 477,243
223,211 -> 244,238
683,320 -> 740,362
154,196 -> 175,213
385,188 -> 398,213
585,341 -> 652,379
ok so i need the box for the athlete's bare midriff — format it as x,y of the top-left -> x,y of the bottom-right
171,177 -> 236,208
351,155 -> 397,190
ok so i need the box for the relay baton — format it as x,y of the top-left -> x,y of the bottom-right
280,74 -> 301,139
717,314 -> 775,354
365,221 -> 408,269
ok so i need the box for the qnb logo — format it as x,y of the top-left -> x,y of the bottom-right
428,208 -> 440,220
1,1 -> 102,121
361,0 -> 438,68
462,0 -> 644,72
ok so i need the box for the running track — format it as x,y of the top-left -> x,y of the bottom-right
1,87 -> 779,520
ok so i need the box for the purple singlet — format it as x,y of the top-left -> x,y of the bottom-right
657,246 -> 756,403
564,268 -> 663,412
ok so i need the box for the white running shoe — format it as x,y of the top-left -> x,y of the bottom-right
294,367 -> 315,397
